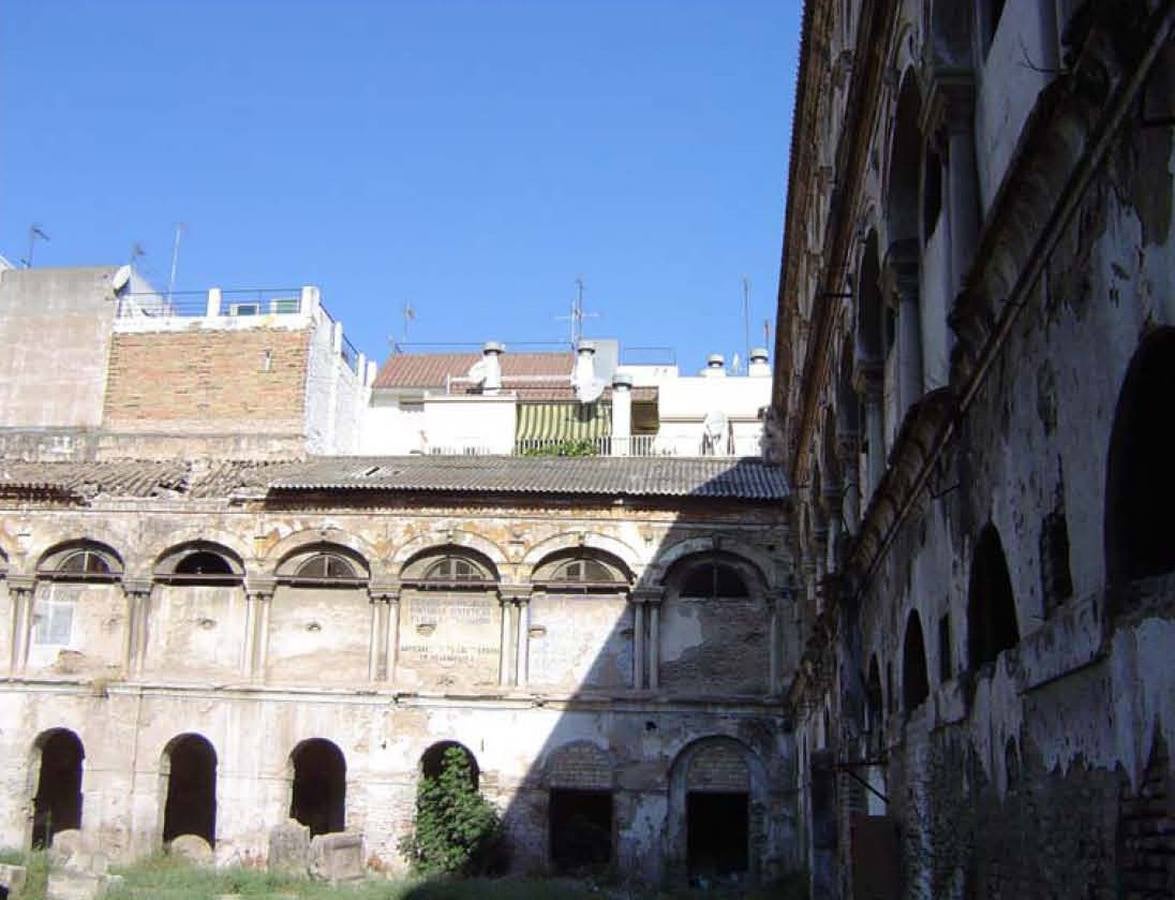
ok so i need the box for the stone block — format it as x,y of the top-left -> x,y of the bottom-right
46,869 -> 107,900
0,863 -> 27,895
268,819 -> 310,876
169,834 -> 214,864
309,832 -> 365,883
46,830 -> 83,866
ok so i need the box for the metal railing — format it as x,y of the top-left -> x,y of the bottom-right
340,333 -> 360,373
116,288 -> 303,319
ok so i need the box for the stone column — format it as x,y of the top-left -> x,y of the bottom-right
767,590 -> 783,693
368,581 -> 400,682
837,430 -> 861,534
122,578 -> 153,676
630,593 -> 646,690
244,577 -> 276,680
859,366 -> 885,499
7,575 -> 34,675
514,594 -> 530,687
943,82 -> 978,301
498,593 -> 511,686
647,595 -> 662,691
885,243 -> 923,418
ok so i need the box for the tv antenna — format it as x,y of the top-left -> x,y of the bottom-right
402,301 -> 416,342
741,276 -> 751,374
167,223 -> 185,304
556,276 -> 599,346
23,224 -> 50,268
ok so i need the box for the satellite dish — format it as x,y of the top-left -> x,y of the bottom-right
466,358 -> 487,384
111,265 -> 132,294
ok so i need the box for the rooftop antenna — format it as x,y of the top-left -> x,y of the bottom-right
741,276 -> 751,375
402,301 -> 415,343
763,318 -> 771,347
166,223 -> 185,304
556,276 -> 599,347
129,242 -> 146,267
24,224 -> 50,268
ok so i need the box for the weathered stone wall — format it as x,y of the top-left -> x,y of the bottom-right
0,492 -> 797,883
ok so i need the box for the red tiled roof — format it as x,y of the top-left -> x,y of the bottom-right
374,352 -> 574,389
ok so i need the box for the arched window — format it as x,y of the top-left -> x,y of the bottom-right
420,741 -> 480,791
423,557 -> 482,582
155,542 -> 243,586
902,610 -> 929,710
37,543 -> 122,582
532,551 -> 628,593
1106,328 -> 1175,583
680,560 -> 750,599
296,553 -> 357,580
967,524 -> 1020,668
276,545 -> 369,586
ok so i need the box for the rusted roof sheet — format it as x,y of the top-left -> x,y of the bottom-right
0,456 -> 787,502
374,351 -> 574,389
268,456 -> 788,500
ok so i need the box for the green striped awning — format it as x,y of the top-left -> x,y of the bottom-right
516,402 -> 612,442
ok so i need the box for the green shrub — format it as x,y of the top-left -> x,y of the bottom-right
519,440 -> 598,457
398,747 -> 502,877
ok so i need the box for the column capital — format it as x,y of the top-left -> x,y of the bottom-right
368,579 -> 401,602
499,584 -> 533,603
245,576 -> 277,599
5,574 -> 35,594
122,577 -> 154,597
630,587 -> 664,605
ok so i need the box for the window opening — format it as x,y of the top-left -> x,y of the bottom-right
32,730 -> 84,848
1040,510 -> 1073,614
294,553 -> 357,581
550,789 -> 613,872
681,562 -> 749,599
289,739 -> 346,836
967,524 -> 1020,668
421,741 -> 479,791
33,596 -> 74,646
162,735 -> 217,846
423,557 -> 482,582
552,559 -> 614,583
58,550 -> 110,577
902,610 -> 929,710
175,552 -> 233,577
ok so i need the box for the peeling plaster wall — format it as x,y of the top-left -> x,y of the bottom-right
0,493 -> 797,884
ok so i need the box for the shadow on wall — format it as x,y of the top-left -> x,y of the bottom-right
391,458 -> 796,891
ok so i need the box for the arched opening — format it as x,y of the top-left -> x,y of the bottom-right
902,610 -> 929,710
679,558 -> 750,599
162,734 -> 217,846
967,524 -> 1020,668
289,739 -> 346,836
155,541 -> 244,587
421,741 -> 479,791
37,541 -> 123,583
32,729 -> 84,848
683,740 -> 751,882
856,231 -> 885,364
1105,328 -> 1175,583
886,72 -> 923,248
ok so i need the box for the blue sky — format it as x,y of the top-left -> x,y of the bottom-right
1,0 -> 799,371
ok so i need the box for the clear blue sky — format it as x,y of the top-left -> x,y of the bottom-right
1,0 -> 799,371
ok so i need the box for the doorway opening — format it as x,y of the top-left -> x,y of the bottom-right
289,739 -> 346,836
32,729 -> 84,849
549,789 -> 612,872
162,734 -> 217,845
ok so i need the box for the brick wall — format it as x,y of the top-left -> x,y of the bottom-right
103,329 -> 310,435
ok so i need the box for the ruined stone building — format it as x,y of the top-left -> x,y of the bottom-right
773,0 -> 1175,896
0,264 -> 801,884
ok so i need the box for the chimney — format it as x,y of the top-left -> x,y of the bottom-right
748,347 -> 770,377
610,373 -> 633,456
482,341 -> 504,395
574,340 -> 597,389
701,353 -> 727,378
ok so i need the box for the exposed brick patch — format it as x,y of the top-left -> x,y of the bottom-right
1118,730 -> 1174,899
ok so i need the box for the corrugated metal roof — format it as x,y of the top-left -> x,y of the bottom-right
268,456 -> 788,500
0,456 -> 787,502
374,352 -> 573,389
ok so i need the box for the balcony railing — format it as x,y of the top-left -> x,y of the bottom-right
116,288 -> 304,319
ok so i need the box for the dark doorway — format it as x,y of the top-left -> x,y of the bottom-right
687,791 -> 749,879
967,524 -> 1019,668
289,739 -> 346,836
1106,327 -> 1175,583
421,741 -> 479,790
549,789 -> 612,872
32,729 -> 84,848
162,734 -> 217,845
902,610 -> 929,710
